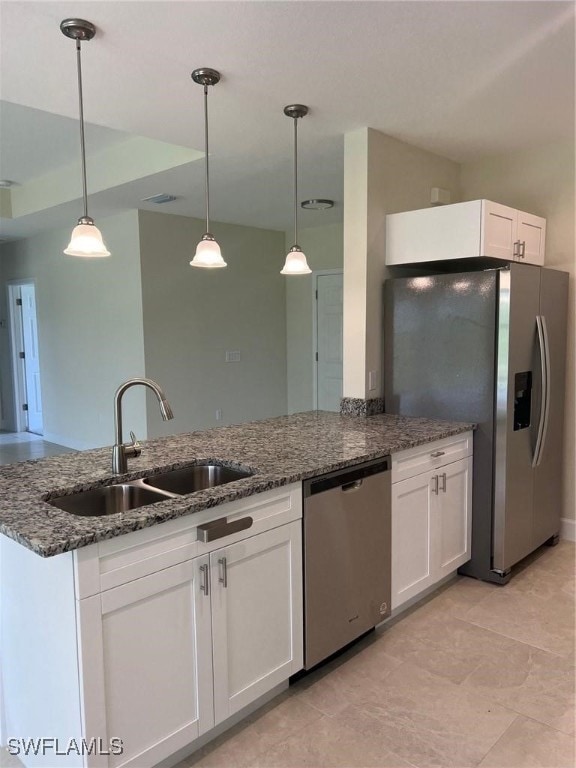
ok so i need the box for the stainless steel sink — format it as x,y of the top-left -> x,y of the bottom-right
143,464 -> 252,495
48,463 -> 253,516
48,483 -> 171,516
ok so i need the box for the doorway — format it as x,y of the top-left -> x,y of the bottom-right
314,271 -> 343,411
7,281 -> 43,435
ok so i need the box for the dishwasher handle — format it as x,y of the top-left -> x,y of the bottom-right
304,457 -> 390,497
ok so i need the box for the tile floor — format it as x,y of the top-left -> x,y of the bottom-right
0,431 -> 75,465
175,540 -> 575,768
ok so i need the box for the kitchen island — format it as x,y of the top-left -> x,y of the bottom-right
0,411 -> 473,768
0,411 -> 473,558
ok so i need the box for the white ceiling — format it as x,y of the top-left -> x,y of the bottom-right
1,0 -> 574,239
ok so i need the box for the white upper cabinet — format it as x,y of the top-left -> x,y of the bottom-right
386,200 -> 546,266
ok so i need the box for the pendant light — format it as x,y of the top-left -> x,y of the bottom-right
190,68 -> 226,269
60,19 -> 110,257
281,105 -> 311,275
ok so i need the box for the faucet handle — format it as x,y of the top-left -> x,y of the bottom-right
127,431 -> 142,459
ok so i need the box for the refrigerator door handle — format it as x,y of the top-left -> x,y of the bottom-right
532,315 -> 551,468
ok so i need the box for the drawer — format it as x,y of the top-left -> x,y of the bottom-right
74,483 -> 302,597
391,431 -> 473,484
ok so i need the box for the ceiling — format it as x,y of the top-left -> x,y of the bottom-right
1,0 -> 574,240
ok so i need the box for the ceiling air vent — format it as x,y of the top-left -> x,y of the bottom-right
142,193 -> 177,204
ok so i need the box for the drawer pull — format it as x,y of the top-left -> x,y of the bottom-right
197,516 -> 253,543
430,451 -> 445,458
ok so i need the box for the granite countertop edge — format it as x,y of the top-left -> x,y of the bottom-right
0,411 -> 475,558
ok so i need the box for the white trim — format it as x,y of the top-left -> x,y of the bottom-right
312,269 -> 343,410
560,517 -> 576,542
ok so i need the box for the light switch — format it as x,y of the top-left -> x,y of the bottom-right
225,350 -> 241,363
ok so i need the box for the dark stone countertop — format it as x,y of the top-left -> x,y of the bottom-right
0,411 -> 474,557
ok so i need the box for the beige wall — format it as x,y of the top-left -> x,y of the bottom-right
286,223 -> 343,413
138,211 -> 288,437
460,141 -> 576,523
0,211 -> 146,449
344,128 -> 461,397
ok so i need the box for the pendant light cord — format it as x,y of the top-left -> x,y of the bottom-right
75,39 -> 89,220
293,117 -> 298,246
204,84 -> 210,233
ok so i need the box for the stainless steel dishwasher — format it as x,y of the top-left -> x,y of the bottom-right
302,457 -> 391,669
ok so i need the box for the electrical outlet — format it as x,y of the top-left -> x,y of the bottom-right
368,370 -> 378,391
215,409 -> 222,421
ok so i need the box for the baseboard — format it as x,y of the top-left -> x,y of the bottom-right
560,518 -> 576,542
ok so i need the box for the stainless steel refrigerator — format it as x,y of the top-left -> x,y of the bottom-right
384,263 -> 568,584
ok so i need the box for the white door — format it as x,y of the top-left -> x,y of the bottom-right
80,558 -> 213,768
20,284 -> 43,434
391,471 -> 434,609
315,272 -> 343,411
435,457 -> 473,578
210,521 -> 303,725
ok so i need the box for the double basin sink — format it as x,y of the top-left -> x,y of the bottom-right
48,463 -> 253,517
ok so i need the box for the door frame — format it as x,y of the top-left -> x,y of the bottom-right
312,269 -> 343,410
6,279 -> 39,433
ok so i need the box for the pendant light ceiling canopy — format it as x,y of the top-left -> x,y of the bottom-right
60,18 -> 110,258
281,104 -> 311,276
190,68 -> 227,269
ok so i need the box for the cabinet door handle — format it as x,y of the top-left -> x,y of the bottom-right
440,472 -> 447,493
432,475 -> 439,495
197,516 -> 253,542
519,241 -> 526,259
430,450 -> 445,458
218,556 -> 228,588
513,240 -> 520,258
200,563 -> 210,596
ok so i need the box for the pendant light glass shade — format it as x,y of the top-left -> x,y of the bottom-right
282,104 -> 311,276
190,234 -> 227,268
190,68 -> 226,269
280,246 -> 310,275
60,19 -> 110,258
64,220 -> 110,257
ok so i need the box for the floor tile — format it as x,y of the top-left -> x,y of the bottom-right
187,692 -> 323,767
477,716 -> 576,768
461,640 -> 575,735
333,661 -> 518,768
294,635 -> 403,716
379,612 -> 518,684
462,586 -> 575,657
250,715 -> 416,767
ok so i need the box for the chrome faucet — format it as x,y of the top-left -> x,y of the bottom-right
112,378 -> 174,474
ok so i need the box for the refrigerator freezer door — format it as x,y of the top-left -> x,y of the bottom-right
532,269 -> 569,545
493,264 -> 541,572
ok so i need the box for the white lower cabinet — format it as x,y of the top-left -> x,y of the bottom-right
78,519 -> 302,768
391,434 -> 473,610
211,522 -> 302,725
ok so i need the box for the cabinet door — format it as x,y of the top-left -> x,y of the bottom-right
481,201 -> 517,259
391,471 -> 434,609
210,521 -> 303,725
517,211 -> 546,265
435,457 -> 472,578
78,558 -> 213,768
